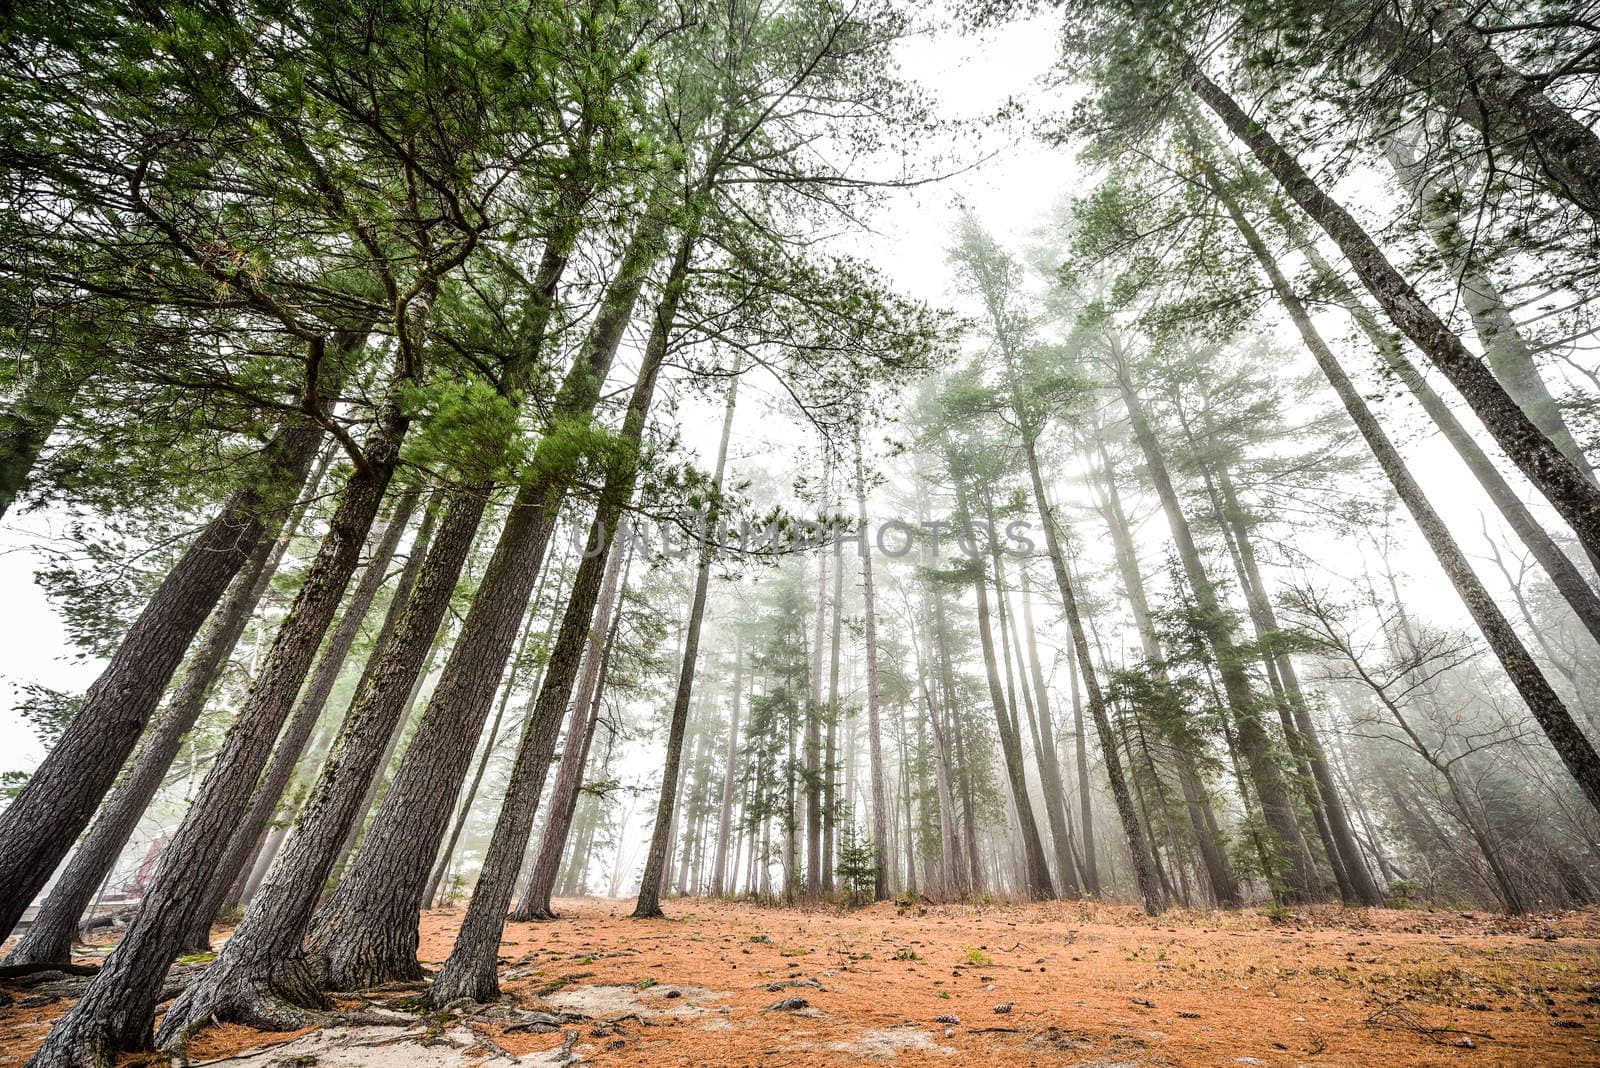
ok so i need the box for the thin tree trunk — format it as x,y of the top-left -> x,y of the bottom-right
1019,434 -> 1159,911
854,434 -> 894,902
1019,570 -> 1082,896
634,361 -> 739,918
1208,173 -> 1600,816
513,525 -> 631,920
805,469 -> 828,898
1187,64 -> 1600,562
1114,365 -> 1318,901
710,634 -> 745,897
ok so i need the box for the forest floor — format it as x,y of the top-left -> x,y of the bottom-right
3,897 -> 1599,1066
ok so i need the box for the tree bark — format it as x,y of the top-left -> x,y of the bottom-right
0,358 -> 83,519
1019,433 -> 1159,911
304,216 -> 665,993
1187,63 -> 1600,563
1210,175 -> 1600,817
31,389 -> 408,1065
0,391 -> 335,941
3,442 -> 331,963
513,525 -> 631,919
426,234 -> 686,1002
1113,363 -> 1319,901
179,486 -> 423,952
710,634 -> 745,897
854,435 -> 895,902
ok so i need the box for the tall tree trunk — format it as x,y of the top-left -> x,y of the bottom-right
805,467 -> 828,899
1416,0 -> 1600,224
513,525 -> 631,920
1208,174 -> 1600,817
3,444 -> 330,964
1186,64 -> 1600,562
1065,635 -> 1099,895
854,435 -> 894,901
634,362 -> 739,918
304,217 -> 667,994
1018,570 -> 1083,896
710,634 -> 745,897
1279,188 -> 1600,646
0,387 -> 338,938
32,389 -> 409,1065
1211,462 -> 1382,905
152,221 -> 585,1040
1384,135 -> 1596,483
1088,442 -> 1239,905
822,511 -> 844,892
423,604 -> 544,910
1113,365 -> 1319,901
424,226 -> 690,1003
1019,434 -> 1159,911
180,486 -> 424,952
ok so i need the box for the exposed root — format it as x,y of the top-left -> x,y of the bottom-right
156,958 -> 331,1050
0,961 -> 101,980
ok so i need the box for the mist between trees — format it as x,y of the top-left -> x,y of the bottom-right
567,513 -> 1039,561
0,0 -> 1598,1064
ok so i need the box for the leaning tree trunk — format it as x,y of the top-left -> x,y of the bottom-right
1279,190 -> 1600,647
428,243 -> 686,1003
1114,367 -> 1319,901
1384,135 -> 1597,484
3,446 -> 331,965
1019,571 -> 1083,896
0,376 -> 337,940
30,391 -> 408,1066
1186,63 -> 1600,564
512,526 -> 631,920
636,362 -> 739,918
1020,434 -> 1161,912
854,434 -> 895,902
1416,0 -> 1600,225
178,486 -> 423,953
303,215 -> 666,994
956,481 -> 1053,901
1211,175 -> 1600,817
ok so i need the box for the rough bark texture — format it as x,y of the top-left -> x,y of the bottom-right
178,486 -> 422,952
3,447 -> 330,964
1187,63 -> 1600,563
0,409 -> 328,941
1215,182 -> 1600,817
1418,0 -> 1600,223
429,241 -> 683,1001
307,216 -> 666,993
153,486 -> 481,1045
28,395 -> 406,1066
